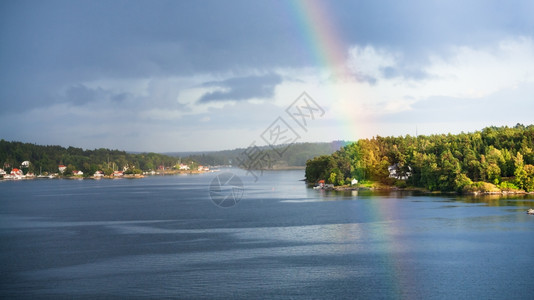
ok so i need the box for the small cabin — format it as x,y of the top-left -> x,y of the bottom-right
388,163 -> 412,180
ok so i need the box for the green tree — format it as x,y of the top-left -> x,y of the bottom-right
454,173 -> 473,193
514,152 -> 527,190
487,163 -> 501,184
328,172 -> 337,185
522,164 -> 534,192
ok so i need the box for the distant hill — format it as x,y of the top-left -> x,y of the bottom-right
166,141 -> 350,168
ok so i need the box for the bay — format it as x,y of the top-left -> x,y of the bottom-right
1,169 -> 533,299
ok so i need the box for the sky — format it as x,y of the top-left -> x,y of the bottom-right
1,0 -> 533,152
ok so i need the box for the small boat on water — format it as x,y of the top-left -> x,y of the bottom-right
527,209 -> 534,215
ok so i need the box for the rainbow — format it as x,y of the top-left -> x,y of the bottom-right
367,196 -> 417,298
284,0 -> 370,142
285,0 -> 413,295
288,0 -> 349,78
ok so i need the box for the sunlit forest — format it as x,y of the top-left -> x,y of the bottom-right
306,124 -> 534,192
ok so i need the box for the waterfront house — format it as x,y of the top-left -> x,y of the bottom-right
11,168 -> 23,176
6,168 -> 24,179
94,171 -> 104,177
198,165 -> 209,172
113,170 -> 124,177
73,170 -> 84,176
388,163 -> 412,180
58,165 -> 67,173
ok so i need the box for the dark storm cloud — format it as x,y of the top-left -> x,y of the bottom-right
0,0 -> 305,113
1,0 -> 532,114
198,74 -> 282,103
1,0 -> 533,151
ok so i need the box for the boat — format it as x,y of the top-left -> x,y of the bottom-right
527,209 -> 534,215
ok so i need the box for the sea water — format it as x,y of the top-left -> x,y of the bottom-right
1,169 -> 533,299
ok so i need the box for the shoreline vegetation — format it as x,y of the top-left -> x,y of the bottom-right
305,124 -> 534,195
0,139 -> 216,181
327,182 -> 533,195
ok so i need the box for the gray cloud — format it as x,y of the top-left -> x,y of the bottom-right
1,0 -> 533,151
198,73 -> 282,103
2,0 -> 532,115
379,83 -> 534,125
62,85 -> 134,107
64,85 -> 103,106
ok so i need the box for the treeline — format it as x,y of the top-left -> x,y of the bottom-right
305,124 -> 534,192
0,140 -> 189,176
177,141 -> 349,168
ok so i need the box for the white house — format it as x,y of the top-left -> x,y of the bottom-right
21,161 -> 30,168
94,171 -> 104,177
388,163 -> 412,180
351,178 -> 358,185
179,163 -> 190,170
0,169 -> 6,175
58,165 -> 67,173
113,170 -> 124,177
73,170 -> 84,176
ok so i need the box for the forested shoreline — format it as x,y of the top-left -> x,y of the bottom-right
305,124 -> 534,193
0,140 -> 190,177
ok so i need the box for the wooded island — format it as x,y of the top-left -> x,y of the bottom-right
305,124 -> 534,193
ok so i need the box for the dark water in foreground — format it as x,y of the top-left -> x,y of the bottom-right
1,169 -> 533,299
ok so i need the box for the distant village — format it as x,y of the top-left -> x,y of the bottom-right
0,161 -> 213,180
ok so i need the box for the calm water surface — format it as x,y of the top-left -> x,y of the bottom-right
1,169 -> 533,299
